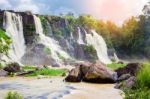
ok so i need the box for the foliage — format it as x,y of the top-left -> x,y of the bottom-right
57,53 -> 65,60
107,63 -> 126,70
43,47 -> 51,55
78,15 -> 97,29
136,63 -> 150,88
0,29 -> 11,55
0,63 -> 3,69
84,45 -> 97,60
39,16 -> 49,35
25,68 -> 66,77
53,28 -> 63,38
124,88 -> 150,99
5,91 -> 23,99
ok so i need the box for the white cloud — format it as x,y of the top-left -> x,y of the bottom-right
0,0 -> 12,9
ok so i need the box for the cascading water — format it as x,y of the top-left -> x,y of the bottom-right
3,11 -> 26,62
85,30 -> 111,64
33,15 -> 70,64
77,27 -> 84,44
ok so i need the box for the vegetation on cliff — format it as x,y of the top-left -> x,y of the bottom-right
0,29 -> 11,56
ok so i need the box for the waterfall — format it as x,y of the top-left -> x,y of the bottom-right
77,27 -> 84,44
85,30 -> 111,64
33,15 -> 70,63
3,11 -> 26,62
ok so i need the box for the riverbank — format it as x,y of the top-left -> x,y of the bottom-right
0,77 -> 123,99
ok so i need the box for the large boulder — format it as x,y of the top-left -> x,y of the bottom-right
82,61 -> 117,83
4,62 -> 22,73
115,63 -> 142,77
65,61 -> 117,83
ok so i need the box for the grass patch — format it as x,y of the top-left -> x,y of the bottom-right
22,66 -> 36,71
124,63 -> 150,99
136,63 -> 150,88
25,68 -> 66,77
107,63 -> 126,70
5,91 -> 23,99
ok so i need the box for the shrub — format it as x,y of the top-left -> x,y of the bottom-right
5,91 -> 23,99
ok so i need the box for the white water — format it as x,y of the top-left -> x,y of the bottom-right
33,15 -> 70,63
3,11 -> 26,62
85,30 -> 111,64
77,27 -> 84,44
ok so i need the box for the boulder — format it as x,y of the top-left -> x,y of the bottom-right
0,69 -> 8,76
65,61 -> 117,83
115,76 -> 136,89
82,61 -> 117,83
115,63 -> 142,77
4,62 -> 22,73
65,66 -> 82,82
117,74 -> 131,82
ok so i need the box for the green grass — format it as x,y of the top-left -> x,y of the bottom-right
136,63 -> 150,88
5,91 -> 23,99
107,63 -> 126,70
22,66 -> 36,71
124,63 -> 150,99
25,68 -> 66,77
124,88 -> 150,99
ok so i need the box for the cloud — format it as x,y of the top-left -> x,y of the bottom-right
0,0 -> 12,9
83,0 -> 149,24
0,0 -> 149,24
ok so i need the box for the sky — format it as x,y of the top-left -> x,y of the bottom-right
0,0 -> 149,24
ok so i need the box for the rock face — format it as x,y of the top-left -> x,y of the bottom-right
0,10 -> 111,66
65,61 -> 117,83
4,62 -> 22,73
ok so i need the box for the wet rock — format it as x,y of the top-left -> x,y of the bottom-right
115,76 -> 136,89
82,61 -> 117,83
115,63 -> 142,77
117,74 -> 131,82
65,61 -> 117,83
4,62 -> 22,73
0,69 -> 8,76
65,66 -> 82,82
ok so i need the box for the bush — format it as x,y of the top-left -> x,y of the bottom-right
5,91 -> 23,99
